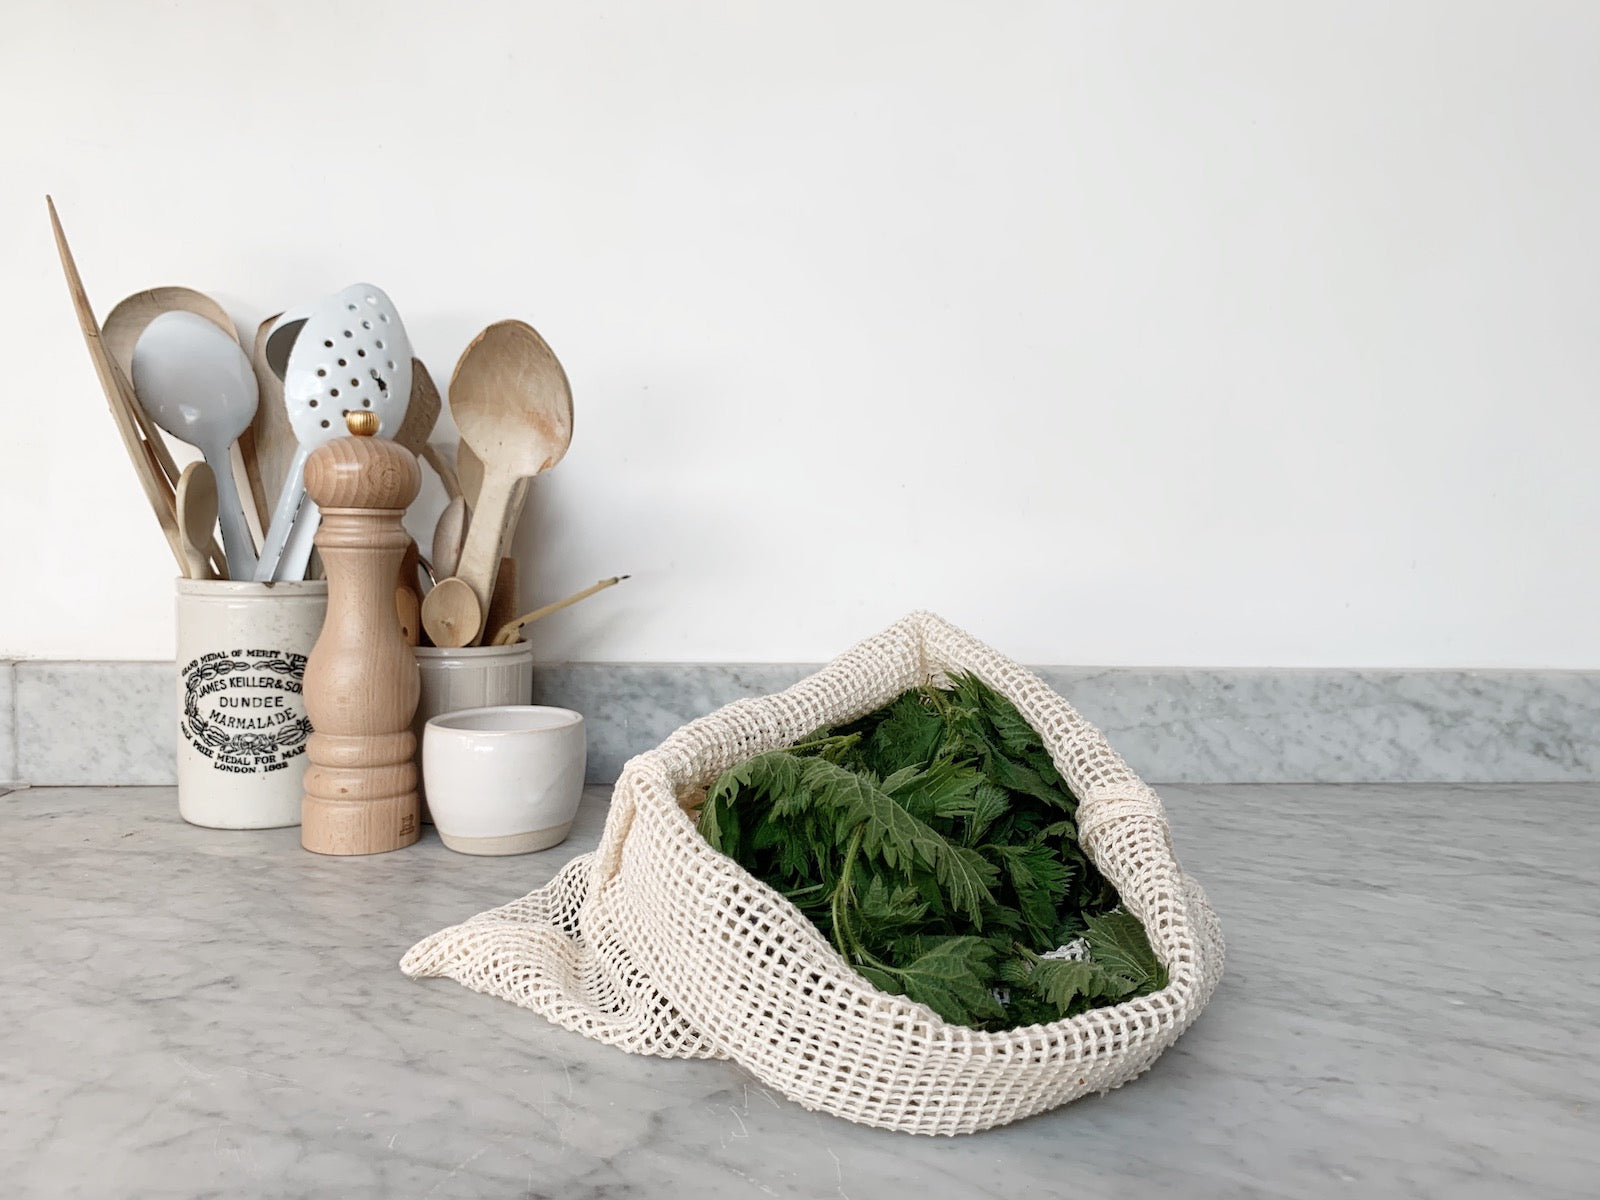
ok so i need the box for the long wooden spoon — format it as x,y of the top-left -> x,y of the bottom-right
421,321 -> 573,648
46,197 -> 187,572
243,313 -> 299,541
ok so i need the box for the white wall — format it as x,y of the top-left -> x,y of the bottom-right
2,1 -> 1596,667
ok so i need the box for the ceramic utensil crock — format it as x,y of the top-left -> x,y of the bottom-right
174,579 -> 328,828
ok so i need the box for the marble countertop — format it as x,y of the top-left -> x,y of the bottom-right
3,781 -> 1595,1199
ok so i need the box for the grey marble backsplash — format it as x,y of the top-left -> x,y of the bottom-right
0,662 -> 13,785
3,659 -> 1597,788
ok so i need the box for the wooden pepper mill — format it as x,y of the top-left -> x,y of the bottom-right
300,410 -> 423,855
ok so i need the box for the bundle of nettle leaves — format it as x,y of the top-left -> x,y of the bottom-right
695,673 -> 1167,1030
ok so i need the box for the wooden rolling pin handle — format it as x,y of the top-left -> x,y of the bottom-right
299,414 -> 423,855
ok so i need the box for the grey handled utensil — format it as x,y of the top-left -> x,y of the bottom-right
131,311 -> 260,579
254,284 -> 412,581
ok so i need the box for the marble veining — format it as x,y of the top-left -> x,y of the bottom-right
3,782 -> 1595,1198
11,661 -> 1600,787
533,664 -> 813,784
13,660 -> 173,785
1033,666 -> 1600,783
0,660 -> 15,785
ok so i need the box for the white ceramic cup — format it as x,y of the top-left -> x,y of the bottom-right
174,578 -> 329,828
422,705 -> 586,856
412,640 -> 534,816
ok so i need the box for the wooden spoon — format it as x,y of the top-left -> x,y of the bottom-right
457,439 -> 483,509
482,557 -> 519,648
395,538 -> 423,647
103,287 -> 235,576
421,321 -> 572,648
430,495 -> 468,579
420,443 -> 461,502
395,358 -> 441,456
46,197 -> 187,573
175,461 -> 220,580
243,313 -> 299,541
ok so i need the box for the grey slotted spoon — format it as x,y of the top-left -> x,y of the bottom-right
254,284 -> 412,581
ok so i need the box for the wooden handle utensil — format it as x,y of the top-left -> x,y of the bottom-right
488,575 -> 629,646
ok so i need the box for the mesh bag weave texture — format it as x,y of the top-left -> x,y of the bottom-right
401,612 -> 1224,1135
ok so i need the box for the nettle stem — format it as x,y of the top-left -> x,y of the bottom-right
783,732 -> 861,756
827,828 -> 897,974
828,827 -> 865,961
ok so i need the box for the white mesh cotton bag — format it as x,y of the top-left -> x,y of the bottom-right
402,612 -> 1224,1135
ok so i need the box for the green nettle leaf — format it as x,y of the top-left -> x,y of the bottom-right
734,752 -> 804,816
985,751 -> 1071,810
932,843 -> 1000,928
888,759 -> 984,823
1084,909 -> 1168,991
800,757 -> 945,876
884,936 -> 1005,1026
697,675 -> 1167,1031
1027,958 -> 1101,1011
879,765 -> 923,794
869,692 -> 946,771
857,872 -> 929,932
987,843 -> 1069,945
774,830 -> 816,879
973,684 -> 1042,757
855,964 -> 902,996
964,782 -> 1011,846
696,789 -> 741,857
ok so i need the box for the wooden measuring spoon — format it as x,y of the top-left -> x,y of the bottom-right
175,461 -> 221,580
421,321 -> 572,648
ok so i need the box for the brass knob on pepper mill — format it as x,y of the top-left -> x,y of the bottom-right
299,410 -> 423,855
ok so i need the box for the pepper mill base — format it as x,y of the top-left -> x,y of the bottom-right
302,789 -> 421,856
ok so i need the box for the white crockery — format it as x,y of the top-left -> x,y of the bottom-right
412,639 -> 535,814
422,705 -> 585,856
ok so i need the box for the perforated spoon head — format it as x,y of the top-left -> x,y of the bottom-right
282,283 -> 413,449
